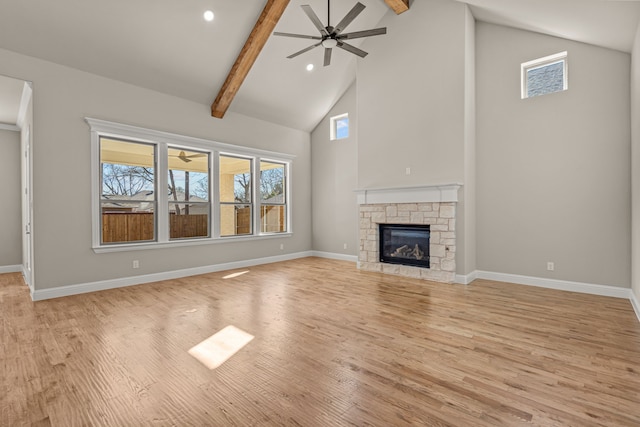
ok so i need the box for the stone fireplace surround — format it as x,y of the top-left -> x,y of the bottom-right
356,184 -> 460,283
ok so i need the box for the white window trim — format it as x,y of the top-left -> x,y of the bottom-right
86,118 -> 294,253
521,51 -> 568,99
258,158 -> 289,235
330,113 -> 349,140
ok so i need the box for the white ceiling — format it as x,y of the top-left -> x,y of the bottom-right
462,0 -> 640,53
0,0 -> 638,131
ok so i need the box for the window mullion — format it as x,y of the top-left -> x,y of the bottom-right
212,152 -> 221,238
157,142 -> 169,242
254,157 -> 262,236
285,162 -> 291,233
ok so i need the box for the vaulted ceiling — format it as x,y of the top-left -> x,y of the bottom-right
0,0 -> 639,131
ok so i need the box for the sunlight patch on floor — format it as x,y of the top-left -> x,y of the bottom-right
223,270 -> 250,279
188,325 -> 254,369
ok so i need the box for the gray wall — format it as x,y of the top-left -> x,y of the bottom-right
0,129 -> 22,267
476,23 -> 631,287
311,83 -> 358,256
460,7 -> 477,277
632,24 -> 640,300
357,0 -> 467,189
0,47 -> 312,291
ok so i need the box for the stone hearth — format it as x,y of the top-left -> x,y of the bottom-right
356,185 -> 460,283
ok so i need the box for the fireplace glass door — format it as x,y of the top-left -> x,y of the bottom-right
379,224 -> 430,268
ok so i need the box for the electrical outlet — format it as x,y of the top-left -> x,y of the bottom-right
343,243 -> 347,250
133,260 -> 140,269
547,262 -> 554,271
280,244 -> 284,250
405,167 -> 411,175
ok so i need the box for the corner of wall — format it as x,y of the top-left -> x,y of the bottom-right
461,4 -> 477,276
631,22 -> 640,305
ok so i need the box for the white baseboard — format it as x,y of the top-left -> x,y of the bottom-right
455,270 -> 477,285
631,291 -> 640,324
310,251 -> 358,263
28,255 -> 640,326
0,264 -> 21,274
32,251 -> 314,301
472,270 -> 631,299
21,266 -> 33,292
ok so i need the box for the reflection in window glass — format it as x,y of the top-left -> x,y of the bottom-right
100,137 -> 156,243
527,61 -> 564,98
219,155 -> 252,236
336,116 -> 349,139
168,148 -> 210,239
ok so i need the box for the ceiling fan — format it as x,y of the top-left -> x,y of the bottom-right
273,0 -> 387,66
170,151 -> 207,163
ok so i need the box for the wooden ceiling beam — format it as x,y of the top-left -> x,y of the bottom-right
384,0 -> 410,15
211,0 -> 290,119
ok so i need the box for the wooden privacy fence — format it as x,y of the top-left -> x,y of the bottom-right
102,207 -> 284,243
102,212 -> 208,242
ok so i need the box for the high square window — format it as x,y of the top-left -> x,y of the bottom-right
521,51 -> 567,99
330,113 -> 349,140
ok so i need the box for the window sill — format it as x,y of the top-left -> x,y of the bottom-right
93,232 -> 293,253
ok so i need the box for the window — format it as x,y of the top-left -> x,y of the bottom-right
260,161 -> 287,233
521,51 -> 567,99
87,118 -> 293,251
330,113 -> 349,140
100,137 -> 156,244
219,155 -> 253,236
168,148 -> 210,239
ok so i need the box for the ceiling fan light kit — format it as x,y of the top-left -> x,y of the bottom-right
274,0 -> 387,66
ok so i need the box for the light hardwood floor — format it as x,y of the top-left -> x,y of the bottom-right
2,257 -> 640,426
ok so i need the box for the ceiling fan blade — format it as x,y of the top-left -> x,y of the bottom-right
301,5 -> 329,36
338,27 -> 387,40
178,151 -> 193,163
273,31 -> 322,40
324,48 -> 332,67
337,41 -> 368,58
287,42 -> 322,59
334,2 -> 366,35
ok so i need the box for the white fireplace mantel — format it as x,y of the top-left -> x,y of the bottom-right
355,184 -> 462,205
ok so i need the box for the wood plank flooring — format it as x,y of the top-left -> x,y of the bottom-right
2,257 -> 640,426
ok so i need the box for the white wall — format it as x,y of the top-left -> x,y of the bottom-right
632,24 -> 640,300
311,83 -> 358,256
0,47 -> 312,292
476,23 -> 631,287
0,129 -> 22,268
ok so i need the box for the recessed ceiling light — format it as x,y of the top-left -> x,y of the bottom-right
306,64 -> 314,71
204,10 -> 214,22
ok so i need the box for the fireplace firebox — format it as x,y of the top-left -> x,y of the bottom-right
379,224 -> 430,268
